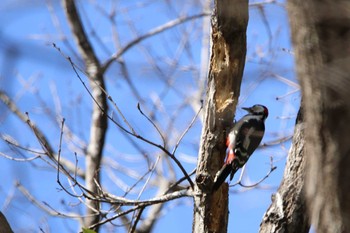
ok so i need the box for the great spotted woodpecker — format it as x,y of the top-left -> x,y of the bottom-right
212,104 -> 268,191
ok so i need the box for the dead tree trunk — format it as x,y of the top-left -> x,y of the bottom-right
287,0 -> 350,232
192,0 -> 248,232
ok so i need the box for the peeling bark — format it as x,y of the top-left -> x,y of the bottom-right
192,0 -> 248,232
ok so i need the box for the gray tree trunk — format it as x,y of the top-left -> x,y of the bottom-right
192,0 -> 248,232
260,108 -> 310,233
287,0 -> 350,232
62,0 -> 108,230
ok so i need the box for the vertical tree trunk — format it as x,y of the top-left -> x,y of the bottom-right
62,0 -> 108,230
192,0 -> 248,232
287,0 -> 350,232
260,108 -> 310,233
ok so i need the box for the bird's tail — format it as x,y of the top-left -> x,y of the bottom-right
229,162 -> 240,180
212,164 -> 232,192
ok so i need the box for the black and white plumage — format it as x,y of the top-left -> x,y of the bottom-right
212,104 -> 268,192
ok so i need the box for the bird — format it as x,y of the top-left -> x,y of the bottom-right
212,104 -> 268,192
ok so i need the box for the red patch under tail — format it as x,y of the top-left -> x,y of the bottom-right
225,149 -> 235,165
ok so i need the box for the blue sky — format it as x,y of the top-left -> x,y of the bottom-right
0,0 -> 299,232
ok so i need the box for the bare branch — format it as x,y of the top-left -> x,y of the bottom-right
130,179 -> 169,233
0,151 -> 40,162
260,135 -> 293,147
101,13 -> 209,73
100,188 -> 192,206
62,0 -> 100,68
231,157 -> 277,188
16,182 -> 82,220
62,0 -> 108,229
249,0 -> 276,6
0,90 -> 84,177
90,189 -> 192,229
137,103 -> 166,147
172,101 -> 203,155
55,53 -> 195,189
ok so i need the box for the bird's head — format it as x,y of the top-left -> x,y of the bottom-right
242,104 -> 268,119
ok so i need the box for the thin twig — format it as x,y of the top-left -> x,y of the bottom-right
172,101 -> 203,155
0,90 -> 85,177
129,207 -> 145,233
16,182 -> 81,219
56,118 -> 84,198
260,135 -> 292,147
137,103 -> 166,147
56,53 -> 195,188
0,151 -> 40,162
230,156 -> 277,188
89,189 -> 192,228
127,154 -> 161,231
101,13 -> 209,73
165,168 -> 196,194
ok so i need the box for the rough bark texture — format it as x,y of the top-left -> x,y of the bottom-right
260,109 -> 310,233
0,212 -> 13,233
62,0 -> 108,230
287,0 -> 350,232
192,0 -> 248,232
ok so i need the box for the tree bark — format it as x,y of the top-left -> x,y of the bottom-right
260,108 -> 310,233
192,0 -> 248,232
287,0 -> 350,232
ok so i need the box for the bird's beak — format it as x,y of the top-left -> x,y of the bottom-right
242,107 -> 251,112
